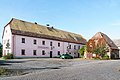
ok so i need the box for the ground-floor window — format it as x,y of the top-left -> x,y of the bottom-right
33,50 -> 37,55
58,51 -> 60,55
7,50 -> 9,54
42,50 -> 45,55
21,49 -> 25,55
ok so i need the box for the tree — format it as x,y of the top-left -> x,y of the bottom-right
0,43 -> 2,57
78,45 -> 87,58
92,44 -> 108,59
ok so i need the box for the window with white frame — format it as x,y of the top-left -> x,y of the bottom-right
33,50 -> 37,55
21,49 -> 25,55
22,38 -> 25,43
33,39 -> 37,44
42,41 -> 45,45
58,51 -> 60,55
42,50 -> 45,55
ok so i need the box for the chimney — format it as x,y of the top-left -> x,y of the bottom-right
46,24 -> 50,26
35,22 -> 37,24
51,26 -> 54,29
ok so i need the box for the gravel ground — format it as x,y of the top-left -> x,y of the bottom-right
0,58 -> 120,80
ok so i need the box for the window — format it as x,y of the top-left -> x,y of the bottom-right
69,45 -> 71,49
78,46 -> 80,49
6,39 -> 10,49
74,53 -> 76,54
33,39 -> 37,44
69,52 -> 71,54
74,45 -> 76,50
21,49 -> 25,55
33,50 -> 37,55
7,50 -> 9,53
58,43 -> 60,47
50,42 -> 52,46
42,41 -> 45,45
58,51 -> 60,55
42,50 -> 45,55
22,38 -> 25,43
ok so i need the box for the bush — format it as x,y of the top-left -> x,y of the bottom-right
78,45 -> 87,58
3,53 -> 13,59
102,54 -> 109,60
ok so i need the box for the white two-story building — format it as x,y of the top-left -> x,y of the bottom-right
2,18 -> 86,58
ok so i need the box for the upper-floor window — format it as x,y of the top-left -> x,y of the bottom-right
69,45 -> 71,49
22,38 -> 25,43
33,50 -> 37,55
74,45 -> 76,49
33,39 -> 37,44
58,43 -> 60,47
42,41 -> 45,45
58,51 -> 60,55
42,50 -> 45,55
21,49 -> 25,55
50,42 -> 52,46
78,46 -> 80,49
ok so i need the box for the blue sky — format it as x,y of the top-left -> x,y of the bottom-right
0,0 -> 120,43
